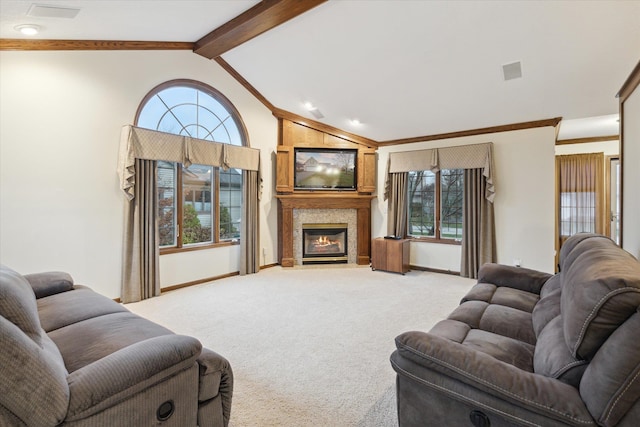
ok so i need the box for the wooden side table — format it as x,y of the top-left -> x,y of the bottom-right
371,237 -> 410,274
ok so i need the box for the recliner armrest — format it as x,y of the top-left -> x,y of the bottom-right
392,331 -> 594,425
24,271 -> 74,298
198,348 -> 234,426
65,334 -> 202,421
477,263 -> 552,294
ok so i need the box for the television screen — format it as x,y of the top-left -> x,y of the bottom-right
294,148 -> 357,190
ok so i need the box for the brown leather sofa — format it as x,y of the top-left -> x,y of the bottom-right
391,233 -> 640,426
0,265 -> 233,426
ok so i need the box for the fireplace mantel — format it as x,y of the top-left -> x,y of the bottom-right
276,193 -> 375,267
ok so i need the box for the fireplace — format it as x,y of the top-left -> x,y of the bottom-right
302,223 -> 348,264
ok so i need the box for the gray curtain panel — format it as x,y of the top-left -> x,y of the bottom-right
118,126 -> 263,300
121,159 -> 160,303
461,168 -> 496,278
387,172 -> 409,237
240,169 -> 261,275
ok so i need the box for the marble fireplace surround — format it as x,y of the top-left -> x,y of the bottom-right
276,194 -> 374,267
295,210 -> 356,264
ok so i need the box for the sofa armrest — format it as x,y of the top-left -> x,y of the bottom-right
23,271 -> 74,298
477,263 -> 552,294
393,331 -> 595,425
65,334 -> 202,421
198,348 -> 234,425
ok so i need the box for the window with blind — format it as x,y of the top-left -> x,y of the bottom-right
556,152 -> 605,246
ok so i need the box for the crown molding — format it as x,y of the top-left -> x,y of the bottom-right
555,135 -> 619,145
0,39 -> 194,51
378,117 -> 563,146
618,60 -> 640,103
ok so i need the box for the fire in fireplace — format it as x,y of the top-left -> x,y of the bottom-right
302,223 -> 348,264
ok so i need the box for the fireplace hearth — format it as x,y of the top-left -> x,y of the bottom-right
302,223 -> 348,264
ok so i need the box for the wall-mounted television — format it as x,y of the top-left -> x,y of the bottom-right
294,147 -> 357,190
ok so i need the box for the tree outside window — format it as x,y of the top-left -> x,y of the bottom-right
136,80 -> 246,250
408,169 -> 463,241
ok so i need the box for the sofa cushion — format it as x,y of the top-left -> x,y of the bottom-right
561,236 -> 640,360
539,273 -> 561,299
429,319 -> 535,372
37,285 -> 128,332
463,282 -> 539,313
0,265 -> 42,344
448,300 -> 536,345
48,311 -> 174,373
24,271 -> 74,299
559,233 -> 601,272
532,286 -> 561,337
477,263 -> 552,294
533,315 -> 588,388
580,308 -> 640,427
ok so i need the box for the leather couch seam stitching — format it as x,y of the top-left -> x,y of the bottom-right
603,365 -> 640,424
573,288 -> 640,355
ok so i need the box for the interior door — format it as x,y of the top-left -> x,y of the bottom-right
608,157 -> 621,244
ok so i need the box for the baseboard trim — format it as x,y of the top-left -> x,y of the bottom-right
260,263 -> 280,269
161,263 -> 280,293
162,272 -> 240,294
410,265 -> 461,276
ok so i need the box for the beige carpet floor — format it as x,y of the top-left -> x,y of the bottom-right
127,265 -> 475,427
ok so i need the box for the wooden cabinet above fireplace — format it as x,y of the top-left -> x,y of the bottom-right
274,115 -> 378,267
276,119 -> 377,194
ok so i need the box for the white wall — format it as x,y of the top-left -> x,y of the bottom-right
622,85 -> 640,258
554,140 -> 619,156
0,50 -> 278,298
373,126 -> 557,273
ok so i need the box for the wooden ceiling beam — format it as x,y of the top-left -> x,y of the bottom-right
194,0 -> 327,59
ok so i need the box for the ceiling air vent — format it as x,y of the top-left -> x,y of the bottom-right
502,61 -> 523,81
28,4 -> 80,19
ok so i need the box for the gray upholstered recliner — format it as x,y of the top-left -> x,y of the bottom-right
0,265 -> 233,427
391,233 -> 640,426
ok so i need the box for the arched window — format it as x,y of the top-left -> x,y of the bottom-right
136,79 -> 248,250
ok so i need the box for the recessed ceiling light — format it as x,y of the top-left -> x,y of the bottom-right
14,24 -> 41,36
350,119 -> 361,126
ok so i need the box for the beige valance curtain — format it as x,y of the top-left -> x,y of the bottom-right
386,142 -> 495,203
118,125 -> 261,302
384,142 -> 496,278
118,125 -> 261,201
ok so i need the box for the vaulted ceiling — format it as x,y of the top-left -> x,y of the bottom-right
1,0 -> 638,142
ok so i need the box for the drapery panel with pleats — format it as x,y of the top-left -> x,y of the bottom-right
385,142 -> 496,278
555,152 -> 605,253
121,159 -> 160,303
461,168 -> 496,279
117,125 -> 261,302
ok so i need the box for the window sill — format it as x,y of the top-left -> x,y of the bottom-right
408,237 -> 461,246
160,239 -> 240,255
